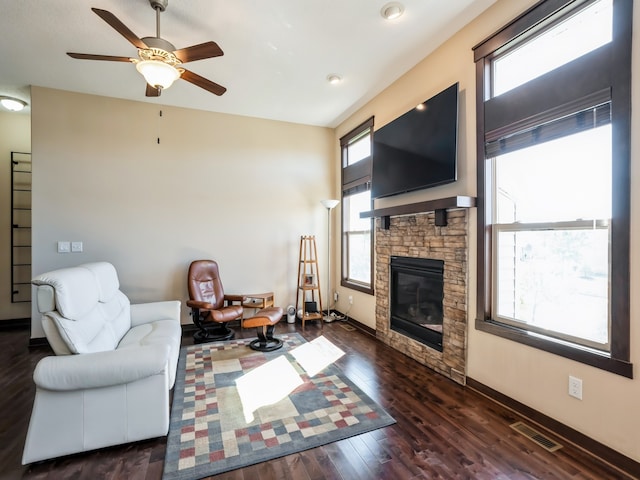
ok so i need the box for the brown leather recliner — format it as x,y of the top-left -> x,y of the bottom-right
187,260 -> 244,343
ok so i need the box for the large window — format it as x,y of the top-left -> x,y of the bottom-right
474,0 -> 632,376
340,118 -> 374,294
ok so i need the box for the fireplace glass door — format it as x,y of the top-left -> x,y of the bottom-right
390,256 -> 444,351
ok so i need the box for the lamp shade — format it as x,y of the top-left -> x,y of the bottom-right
135,60 -> 180,89
320,199 -> 340,209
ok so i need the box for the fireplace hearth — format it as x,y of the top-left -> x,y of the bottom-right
390,256 -> 444,351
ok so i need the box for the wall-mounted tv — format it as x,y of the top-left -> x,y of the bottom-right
371,83 -> 459,199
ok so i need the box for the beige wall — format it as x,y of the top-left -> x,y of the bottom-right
334,0 -> 640,464
0,111 -> 31,321
30,87 -> 334,337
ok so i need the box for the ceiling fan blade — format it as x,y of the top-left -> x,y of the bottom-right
181,69 -> 227,96
67,52 -> 134,62
91,8 -> 148,50
146,84 -> 161,97
173,41 -> 224,63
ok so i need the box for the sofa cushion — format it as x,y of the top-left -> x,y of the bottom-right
47,311 -> 104,354
118,319 -> 182,388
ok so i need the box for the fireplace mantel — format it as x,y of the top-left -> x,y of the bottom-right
360,195 -> 476,228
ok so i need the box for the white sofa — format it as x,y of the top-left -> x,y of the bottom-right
22,262 -> 182,464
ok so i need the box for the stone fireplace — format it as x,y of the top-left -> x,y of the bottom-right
375,209 -> 469,385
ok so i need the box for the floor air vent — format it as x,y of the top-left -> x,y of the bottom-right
338,323 -> 356,331
510,421 -> 563,452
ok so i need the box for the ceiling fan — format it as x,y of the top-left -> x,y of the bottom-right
67,0 -> 226,97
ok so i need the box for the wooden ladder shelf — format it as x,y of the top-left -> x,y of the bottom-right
295,235 -> 323,328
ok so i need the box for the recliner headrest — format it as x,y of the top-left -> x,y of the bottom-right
32,267 -> 99,319
81,262 -> 120,302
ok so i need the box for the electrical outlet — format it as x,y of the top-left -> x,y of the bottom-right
333,291 -> 339,302
568,376 -> 583,400
71,241 -> 83,253
348,295 -> 353,305
57,241 -> 70,253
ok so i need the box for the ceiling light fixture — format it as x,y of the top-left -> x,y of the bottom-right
136,60 -> 181,90
381,2 -> 405,20
0,96 -> 27,112
327,74 -> 342,85
134,46 -> 184,90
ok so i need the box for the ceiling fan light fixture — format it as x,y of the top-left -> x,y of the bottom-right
136,59 -> 181,89
0,96 -> 27,112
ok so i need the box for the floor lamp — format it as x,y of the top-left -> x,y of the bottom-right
320,199 -> 340,322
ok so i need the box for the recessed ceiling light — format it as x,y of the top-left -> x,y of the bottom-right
381,2 -> 404,20
416,103 -> 426,111
0,96 -> 27,112
327,74 -> 342,85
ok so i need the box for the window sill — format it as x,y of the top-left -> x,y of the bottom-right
341,280 -> 373,296
475,318 -> 633,378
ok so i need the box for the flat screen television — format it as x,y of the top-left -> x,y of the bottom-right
371,83 -> 459,199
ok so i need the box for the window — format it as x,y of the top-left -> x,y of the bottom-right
474,0 -> 632,377
493,123 -> 611,351
343,190 -> 372,285
340,118 -> 374,294
492,0 -> 612,96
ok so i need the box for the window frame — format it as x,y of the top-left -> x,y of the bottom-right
340,118 -> 375,295
473,0 -> 632,377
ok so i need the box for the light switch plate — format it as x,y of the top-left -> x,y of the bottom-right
57,241 -> 70,253
71,241 -> 83,253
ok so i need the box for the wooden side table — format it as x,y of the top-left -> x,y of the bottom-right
241,292 -> 275,328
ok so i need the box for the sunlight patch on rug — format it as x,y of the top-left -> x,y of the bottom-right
291,335 -> 345,377
236,355 -> 303,422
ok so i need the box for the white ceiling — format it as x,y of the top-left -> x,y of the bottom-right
0,0 -> 496,127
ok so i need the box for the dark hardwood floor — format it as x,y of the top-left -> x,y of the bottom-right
1,321 -> 634,480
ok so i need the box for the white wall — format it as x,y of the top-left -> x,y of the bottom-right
30,87 -> 334,336
334,0 -> 640,464
0,111 -> 31,321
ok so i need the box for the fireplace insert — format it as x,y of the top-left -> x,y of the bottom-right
390,256 -> 444,351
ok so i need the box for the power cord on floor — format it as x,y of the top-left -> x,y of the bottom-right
339,303 -> 351,321
322,291 -> 357,323
324,298 -> 351,323
328,303 -> 351,322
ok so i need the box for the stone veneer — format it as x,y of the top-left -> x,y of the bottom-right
375,209 -> 469,385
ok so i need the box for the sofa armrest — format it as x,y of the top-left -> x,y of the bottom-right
33,344 -> 170,391
130,300 -> 180,327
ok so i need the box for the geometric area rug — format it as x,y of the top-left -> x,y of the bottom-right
162,333 -> 396,480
